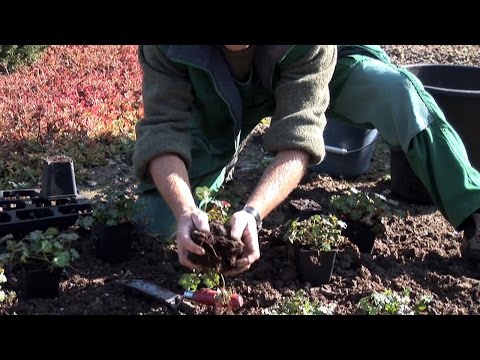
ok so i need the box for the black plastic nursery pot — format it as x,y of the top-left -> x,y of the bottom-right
390,148 -> 433,205
342,218 -> 377,254
20,268 -> 62,299
295,247 -> 337,286
93,222 -> 134,264
40,156 -> 78,199
391,64 -> 480,203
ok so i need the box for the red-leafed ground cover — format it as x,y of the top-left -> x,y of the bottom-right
0,45 -> 142,187
0,45 -> 142,141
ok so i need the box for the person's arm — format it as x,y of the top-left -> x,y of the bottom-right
229,45 -> 337,274
134,46 -> 207,268
149,155 -> 207,268
229,149 -> 309,273
134,46 -> 194,182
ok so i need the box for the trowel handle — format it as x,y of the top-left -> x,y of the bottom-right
183,289 -> 244,309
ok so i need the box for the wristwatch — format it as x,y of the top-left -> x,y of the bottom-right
243,205 -> 262,230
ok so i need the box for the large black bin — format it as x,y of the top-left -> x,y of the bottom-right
391,64 -> 480,204
404,64 -> 480,170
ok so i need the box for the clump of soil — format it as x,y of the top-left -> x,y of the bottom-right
189,221 -> 244,272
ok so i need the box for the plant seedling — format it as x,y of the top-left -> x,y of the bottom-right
358,288 -> 433,315
178,270 -> 222,292
88,189 -> 139,227
266,290 -> 335,315
284,214 -> 346,251
0,227 -> 79,272
330,187 -> 390,234
195,186 -> 232,223
178,270 -> 236,310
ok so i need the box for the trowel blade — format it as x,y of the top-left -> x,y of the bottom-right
118,279 -> 183,309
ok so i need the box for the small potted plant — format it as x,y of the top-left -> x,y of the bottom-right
329,187 -> 390,253
0,228 -> 79,299
87,190 -> 139,264
284,214 -> 346,286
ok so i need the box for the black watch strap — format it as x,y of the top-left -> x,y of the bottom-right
243,205 -> 262,230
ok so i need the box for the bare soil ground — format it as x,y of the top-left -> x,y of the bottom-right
2,45 -> 480,315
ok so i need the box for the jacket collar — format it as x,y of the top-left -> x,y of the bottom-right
166,45 -> 293,126
254,45 -> 293,88
168,45 -> 242,129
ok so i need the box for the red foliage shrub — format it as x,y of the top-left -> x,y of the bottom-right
0,45 -> 143,144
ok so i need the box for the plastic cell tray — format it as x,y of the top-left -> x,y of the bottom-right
0,189 -> 92,236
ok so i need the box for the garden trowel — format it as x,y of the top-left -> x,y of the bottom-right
118,279 -> 244,310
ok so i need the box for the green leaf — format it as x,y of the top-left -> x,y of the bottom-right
44,227 -> 60,237
106,219 -> 118,226
53,252 -> 71,268
0,253 -> 11,265
201,271 -> 220,288
178,273 -> 201,291
195,186 -> 211,202
59,233 -> 79,242
28,230 -> 44,242
70,249 -> 80,260
77,216 -> 94,229
40,240 -> 53,253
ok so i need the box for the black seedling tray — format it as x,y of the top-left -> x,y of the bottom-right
0,189 -> 92,237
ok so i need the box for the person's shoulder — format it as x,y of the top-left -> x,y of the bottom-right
140,45 -> 171,55
281,45 -> 334,67
139,46 -> 187,73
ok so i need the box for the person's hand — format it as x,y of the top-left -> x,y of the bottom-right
175,209 -> 209,269
224,209 -> 260,276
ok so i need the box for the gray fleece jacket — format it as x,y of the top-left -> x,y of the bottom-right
134,45 -> 337,185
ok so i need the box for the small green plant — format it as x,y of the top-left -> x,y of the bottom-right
265,290 -> 335,315
75,215 -> 94,230
0,228 -> 80,272
358,288 -> 433,315
414,294 -> 434,314
178,270 -> 234,308
178,270 -> 221,291
195,186 -> 232,223
0,45 -> 48,74
330,187 -> 389,233
86,189 -> 139,227
178,272 -> 202,291
284,214 -> 346,251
